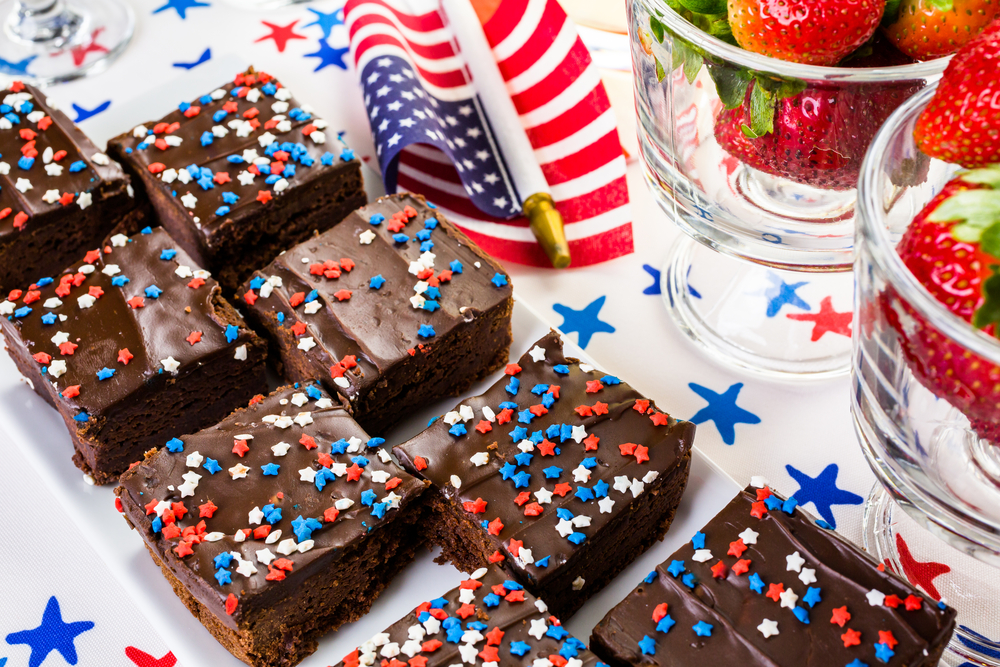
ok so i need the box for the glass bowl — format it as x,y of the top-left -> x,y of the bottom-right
628,0 -> 948,377
855,84 -> 1000,664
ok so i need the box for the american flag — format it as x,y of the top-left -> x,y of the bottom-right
345,0 -> 633,267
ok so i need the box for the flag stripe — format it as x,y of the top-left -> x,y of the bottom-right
525,83 -> 610,147
533,109 -> 617,165
510,41 -> 589,115
540,131 -> 622,184
504,19 -> 578,96
491,0 -> 548,62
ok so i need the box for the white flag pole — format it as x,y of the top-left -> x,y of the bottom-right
440,0 -> 571,268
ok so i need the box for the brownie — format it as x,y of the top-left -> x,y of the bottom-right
116,384 -> 428,667
393,331 -> 694,619
0,80 -> 148,291
106,67 -> 367,292
240,192 -> 514,434
333,566 -> 607,667
590,484 -> 957,667
0,226 -> 268,484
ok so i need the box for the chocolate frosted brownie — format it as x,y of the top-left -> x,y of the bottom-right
591,484 -> 957,667
0,80 -> 147,290
393,332 -> 694,618
0,226 -> 267,484
107,67 -> 366,291
333,567 -> 606,667
116,384 -> 428,667
240,193 -> 514,433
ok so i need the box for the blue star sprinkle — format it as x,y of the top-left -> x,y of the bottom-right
638,635 -> 656,655
785,463 -> 863,529
688,382 -> 761,445
5,596 -> 94,667
657,615 -> 676,633
692,621 -> 713,637
552,295 -> 615,349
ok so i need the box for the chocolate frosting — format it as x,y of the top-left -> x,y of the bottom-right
333,567 -> 604,667
393,332 -> 695,590
0,226 -> 262,419
0,81 -> 129,242
107,68 -> 360,255
241,192 -> 512,407
117,384 -> 426,628
592,487 -> 957,667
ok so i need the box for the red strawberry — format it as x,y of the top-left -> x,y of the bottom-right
715,79 -> 921,189
728,0 -> 884,66
884,0 -> 998,60
914,19 -> 1000,167
890,168 -> 1000,441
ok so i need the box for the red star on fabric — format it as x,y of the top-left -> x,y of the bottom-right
68,28 -> 109,66
125,647 -> 177,667
786,296 -> 853,341
255,20 -> 307,52
889,533 -> 950,601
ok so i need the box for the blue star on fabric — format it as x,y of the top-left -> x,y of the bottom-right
5,596 -> 95,667
71,101 -> 110,123
764,273 -> 810,317
785,463 -> 863,529
0,55 -> 36,76
173,47 -> 212,69
153,0 -> 210,19
553,295 -> 615,349
642,264 -> 661,295
304,7 -> 344,40
305,39 -> 350,72
688,382 -> 761,446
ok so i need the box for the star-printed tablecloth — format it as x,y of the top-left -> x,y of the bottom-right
0,0 -> 991,664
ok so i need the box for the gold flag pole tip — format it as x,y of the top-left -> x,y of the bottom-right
524,192 -> 571,269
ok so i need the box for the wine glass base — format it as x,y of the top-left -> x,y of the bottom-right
863,484 -> 1000,667
0,0 -> 133,85
662,235 -> 853,380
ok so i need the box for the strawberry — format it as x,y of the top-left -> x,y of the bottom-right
883,0 -> 998,60
714,79 -> 921,189
727,0 -> 884,66
890,166 -> 1000,441
914,19 -> 1000,167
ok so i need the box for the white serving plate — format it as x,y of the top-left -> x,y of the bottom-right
0,59 -> 741,666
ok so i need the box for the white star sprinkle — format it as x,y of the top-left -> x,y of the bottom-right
299,467 -> 317,483
598,497 -> 615,513
359,229 -> 376,244
779,587 -> 799,610
528,619 -> 547,640
799,567 -> 817,585
181,192 -> 198,208
248,506 -> 264,525
739,527 -> 758,545
161,357 -> 180,373
229,463 -> 249,479
534,487 -> 553,504
692,549 -> 713,563
238,170 -> 255,185
786,551 -> 805,573
757,619 -> 779,638
866,589 -> 886,606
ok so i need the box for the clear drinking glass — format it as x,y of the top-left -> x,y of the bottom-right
855,84 -> 1000,665
628,0 -> 947,378
0,0 -> 133,84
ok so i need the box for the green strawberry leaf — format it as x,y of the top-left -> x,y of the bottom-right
649,16 -> 666,43
881,0 -> 904,27
928,190 -> 1000,242
963,165 -> 1000,189
677,0 -> 728,14
671,35 -> 704,83
708,65 -> 752,109
980,221 -> 1000,260
749,82 -> 776,137
973,266 -> 1000,334
655,56 -> 666,82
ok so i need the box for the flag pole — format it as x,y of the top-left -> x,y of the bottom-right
440,0 -> 572,269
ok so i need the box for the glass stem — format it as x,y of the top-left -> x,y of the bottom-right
8,0 -> 82,45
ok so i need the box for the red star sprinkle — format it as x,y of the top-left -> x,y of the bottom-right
529,404 -> 548,417
497,408 -> 513,424
225,594 -> 238,615
633,399 -> 650,414
232,439 -> 250,457
505,363 -> 522,375
289,292 -> 305,307
174,541 -> 193,558
256,190 -> 273,204
290,321 -> 307,336
213,172 -> 231,185
524,502 -> 543,516
61,385 -> 80,398
422,640 -> 442,652
59,192 -> 74,206
188,277 -> 205,289
538,439 -> 556,456
765,583 -> 784,602
340,258 -> 355,272
508,539 -> 523,556
487,517 -> 504,535
413,456 -> 427,471
299,434 -> 317,450
346,463 -> 363,481
575,405 -> 593,417
456,603 -> 475,619
756,488 -> 772,501
841,628 -> 861,647
652,603 -> 669,622
592,402 -> 608,415
385,477 -> 402,490
750,501 -> 768,519
12,211 -> 27,230
478,647 -> 499,663
32,352 -> 52,364
199,501 -> 217,518
485,627 -> 504,646
505,590 -> 525,602
904,595 -> 923,611
127,296 -> 145,309
732,559 -> 751,575
459,579 -> 483,590
583,434 -> 600,451
728,539 -> 748,558
634,444 -> 650,463
462,497 -> 487,514
57,341 -> 77,356
883,594 -> 902,608
323,507 -> 339,522
488,550 -> 505,563
144,499 -> 158,515
711,561 -> 728,578
650,412 -> 669,426
186,331 -> 202,345
878,630 -> 898,649
253,525 -> 271,540
333,289 -> 352,301
553,483 -> 572,496
475,420 -> 492,434
585,380 -> 603,393
619,443 -> 636,456
830,606 -> 851,627
786,296 -> 853,341
118,348 -> 133,365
